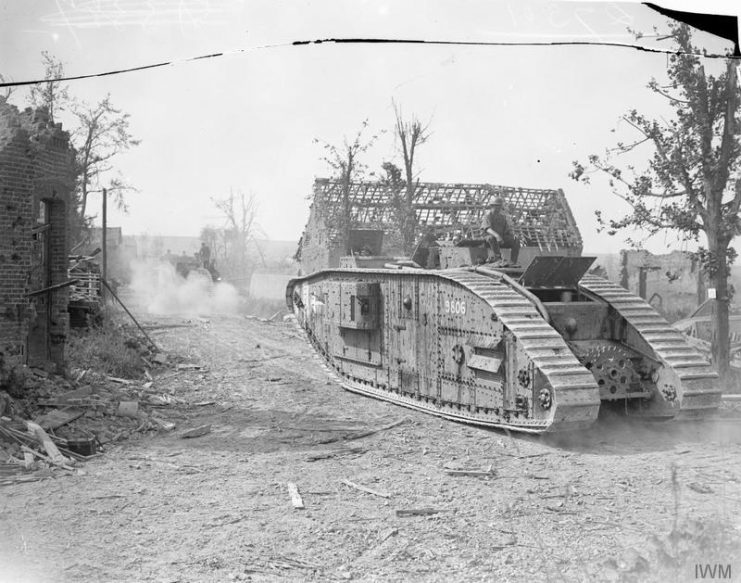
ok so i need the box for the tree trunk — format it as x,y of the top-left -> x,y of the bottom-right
342,170 -> 352,256
711,240 -> 731,378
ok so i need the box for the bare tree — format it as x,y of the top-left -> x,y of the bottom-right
392,101 -> 431,253
211,190 -> 260,280
29,51 -> 70,122
314,120 -> 382,254
570,23 -> 740,376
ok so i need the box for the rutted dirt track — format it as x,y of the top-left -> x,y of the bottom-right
2,307 -> 741,583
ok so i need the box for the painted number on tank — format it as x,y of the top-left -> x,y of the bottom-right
445,299 -> 467,315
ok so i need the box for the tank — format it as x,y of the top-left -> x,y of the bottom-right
286,180 -> 721,433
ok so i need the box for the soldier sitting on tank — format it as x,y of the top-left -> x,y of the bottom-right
481,196 -> 520,265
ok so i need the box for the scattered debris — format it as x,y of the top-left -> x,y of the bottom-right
26,421 -> 71,467
524,473 -> 551,480
306,447 -> 367,462
445,464 -> 495,478
33,408 -> 85,430
341,479 -> 390,498
378,528 -> 398,544
176,364 -> 205,371
318,418 -> 408,444
498,451 -> 550,460
238,354 -> 290,364
267,310 -> 284,322
179,424 -> 212,439
117,401 -> 140,418
287,482 -> 305,509
107,376 -> 134,385
687,482 -> 714,494
151,417 -> 176,431
395,508 -> 442,518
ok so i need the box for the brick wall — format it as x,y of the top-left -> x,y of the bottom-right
0,98 -> 75,376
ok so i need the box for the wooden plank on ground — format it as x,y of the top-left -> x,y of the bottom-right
287,482 -> 304,509
395,508 -> 442,517
25,421 -> 69,467
341,479 -> 390,498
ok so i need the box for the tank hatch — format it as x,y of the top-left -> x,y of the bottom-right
519,256 -> 596,289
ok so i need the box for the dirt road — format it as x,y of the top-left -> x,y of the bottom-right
2,308 -> 741,583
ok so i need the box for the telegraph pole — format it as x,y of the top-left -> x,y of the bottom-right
102,187 -> 107,302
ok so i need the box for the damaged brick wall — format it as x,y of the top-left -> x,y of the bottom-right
0,98 -> 75,376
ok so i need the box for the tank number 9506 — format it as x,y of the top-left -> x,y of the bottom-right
444,299 -> 467,315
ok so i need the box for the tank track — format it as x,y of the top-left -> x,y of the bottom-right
290,268 -> 600,433
579,274 -> 720,418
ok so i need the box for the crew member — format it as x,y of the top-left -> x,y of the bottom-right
198,242 -> 212,269
481,196 -> 520,265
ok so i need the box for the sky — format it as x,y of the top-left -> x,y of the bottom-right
1,0 -> 739,254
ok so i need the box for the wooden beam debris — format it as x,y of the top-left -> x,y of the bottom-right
319,418 -> 409,444
341,479 -> 390,499
306,447 -> 366,462
25,421 -> 71,468
498,451 -> 550,460
445,464 -> 495,478
287,482 -> 305,509
21,445 -> 75,472
179,424 -> 212,439
395,508 -> 442,518
101,277 -> 160,352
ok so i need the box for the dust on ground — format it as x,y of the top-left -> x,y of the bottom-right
1,293 -> 741,583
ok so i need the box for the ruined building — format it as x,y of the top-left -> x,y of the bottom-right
296,178 -> 581,274
0,98 -> 76,376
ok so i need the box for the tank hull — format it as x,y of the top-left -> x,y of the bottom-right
287,267 -> 720,433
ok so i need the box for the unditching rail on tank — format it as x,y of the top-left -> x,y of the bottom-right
579,274 -> 721,418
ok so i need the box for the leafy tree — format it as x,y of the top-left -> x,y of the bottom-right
71,95 -> 140,227
314,120 -> 381,255
0,73 -> 14,101
28,51 -> 70,122
391,101 -> 431,253
570,23 -> 740,375
380,160 -> 403,188
21,53 -> 140,245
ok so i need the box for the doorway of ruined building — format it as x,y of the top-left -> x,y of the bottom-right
27,200 -> 53,367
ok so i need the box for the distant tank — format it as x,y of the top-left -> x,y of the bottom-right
170,255 -> 221,283
287,180 -> 720,432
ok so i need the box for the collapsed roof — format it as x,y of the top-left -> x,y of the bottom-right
306,178 -> 582,251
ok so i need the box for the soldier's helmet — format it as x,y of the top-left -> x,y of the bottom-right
491,196 -> 505,208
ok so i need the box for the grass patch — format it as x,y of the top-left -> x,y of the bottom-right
66,310 -> 145,379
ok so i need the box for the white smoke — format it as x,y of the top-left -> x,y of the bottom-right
128,259 -> 240,316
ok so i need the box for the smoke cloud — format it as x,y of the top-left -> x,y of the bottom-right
128,260 -> 240,316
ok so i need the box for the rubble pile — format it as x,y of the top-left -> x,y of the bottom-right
0,351 -> 207,486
